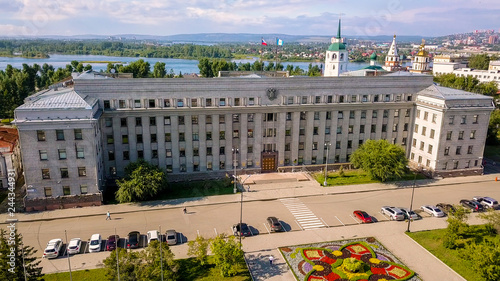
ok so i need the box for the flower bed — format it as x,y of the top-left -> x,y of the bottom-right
279,237 -> 420,281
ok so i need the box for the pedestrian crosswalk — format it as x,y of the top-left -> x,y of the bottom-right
280,198 -> 325,230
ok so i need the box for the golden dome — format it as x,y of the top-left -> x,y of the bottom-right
416,39 -> 428,56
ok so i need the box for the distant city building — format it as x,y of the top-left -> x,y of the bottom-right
410,40 -> 431,74
383,35 -> 401,72
433,58 -> 500,86
0,127 -> 22,189
488,35 -> 498,45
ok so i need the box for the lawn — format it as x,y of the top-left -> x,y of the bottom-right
313,169 -> 426,186
407,225 -> 500,281
159,179 -> 234,200
42,256 -> 251,281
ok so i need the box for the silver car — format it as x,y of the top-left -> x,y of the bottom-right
421,205 -> 445,217
380,206 -> 405,221
398,207 -> 420,220
166,230 -> 177,245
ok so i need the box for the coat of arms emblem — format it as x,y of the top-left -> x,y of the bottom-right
266,88 -> 277,100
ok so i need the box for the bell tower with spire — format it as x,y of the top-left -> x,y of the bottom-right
324,19 -> 348,77
383,35 -> 401,71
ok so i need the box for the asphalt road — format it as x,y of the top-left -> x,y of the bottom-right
19,179 -> 500,275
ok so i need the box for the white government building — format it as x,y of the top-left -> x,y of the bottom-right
433,55 -> 500,86
14,22 -> 495,210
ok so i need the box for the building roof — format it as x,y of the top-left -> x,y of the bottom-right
0,127 -> 18,153
418,84 -> 494,105
328,19 -> 346,51
17,87 -> 97,110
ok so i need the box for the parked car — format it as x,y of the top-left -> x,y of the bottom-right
127,231 -> 140,249
436,203 -> 456,215
420,205 -> 445,217
460,199 -> 484,212
106,235 -> 119,251
43,238 -> 63,259
398,207 -> 420,220
166,230 -> 178,245
473,196 -> 498,209
89,234 -> 102,253
353,210 -> 373,223
67,238 -> 82,255
380,206 -> 405,221
267,216 -> 284,231
233,223 -> 252,237
147,230 -> 160,245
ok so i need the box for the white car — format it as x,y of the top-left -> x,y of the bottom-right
67,238 -> 82,255
473,196 -> 498,209
380,206 -> 405,221
43,239 -> 63,259
420,205 -> 445,217
398,207 -> 420,220
147,230 -> 160,245
166,230 -> 178,246
89,234 -> 102,252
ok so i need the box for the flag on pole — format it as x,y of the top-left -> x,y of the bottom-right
261,38 -> 267,46
277,38 -> 283,46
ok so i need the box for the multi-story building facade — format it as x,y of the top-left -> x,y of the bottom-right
14,70 -> 494,210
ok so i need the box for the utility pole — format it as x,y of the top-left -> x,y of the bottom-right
65,230 -> 72,281
159,225 -> 163,281
324,142 -> 331,186
232,147 -> 239,193
21,242 -> 27,281
115,228 -> 120,281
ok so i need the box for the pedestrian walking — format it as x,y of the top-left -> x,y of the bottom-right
106,211 -> 111,220
269,255 -> 274,265
247,186 -> 250,192
183,207 -> 187,214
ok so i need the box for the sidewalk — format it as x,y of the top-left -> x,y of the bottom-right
3,172 -> 498,224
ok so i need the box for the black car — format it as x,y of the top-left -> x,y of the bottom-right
127,231 -> 140,248
459,199 -> 484,212
267,217 -> 283,232
436,203 -> 456,214
232,223 -> 252,237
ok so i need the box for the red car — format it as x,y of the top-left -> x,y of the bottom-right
106,235 -> 119,251
353,210 -> 373,223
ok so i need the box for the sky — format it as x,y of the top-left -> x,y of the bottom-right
0,0 -> 499,37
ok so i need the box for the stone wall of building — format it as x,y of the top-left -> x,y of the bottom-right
24,193 -> 101,212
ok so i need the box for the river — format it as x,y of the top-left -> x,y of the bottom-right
0,54 -> 378,74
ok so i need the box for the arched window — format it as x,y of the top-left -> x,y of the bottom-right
332,54 -> 337,59
332,65 -> 335,70
340,53 -> 344,61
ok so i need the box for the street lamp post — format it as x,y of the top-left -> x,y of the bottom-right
324,142 -> 331,187
406,173 -> 417,233
232,147 -> 239,193
236,175 -> 251,248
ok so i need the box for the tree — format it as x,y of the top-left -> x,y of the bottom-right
187,235 -> 210,265
198,58 -> 214,78
350,139 -> 408,182
153,62 -> 166,78
138,241 -> 178,280
115,159 -> 167,203
443,205 -> 470,249
210,234 -> 244,277
468,53 -> 490,70
460,240 -> 500,281
103,247 -> 140,281
0,229 -> 43,281
307,63 -> 322,76
480,208 -> 500,233
487,110 -> 500,145
119,59 -> 151,78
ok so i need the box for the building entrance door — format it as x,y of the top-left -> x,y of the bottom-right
261,152 -> 278,173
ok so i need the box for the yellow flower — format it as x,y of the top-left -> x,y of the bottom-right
333,250 -> 343,256
313,265 -> 325,271
369,258 -> 380,264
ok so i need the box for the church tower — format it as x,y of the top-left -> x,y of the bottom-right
410,39 -> 431,73
383,35 -> 401,71
324,19 -> 348,77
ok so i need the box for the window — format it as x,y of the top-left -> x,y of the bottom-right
74,129 -> 83,140
468,145 -> 473,154
207,147 -> 212,156
374,95 -> 379,102
325,127 -> 331,134
339,95 -> 345,103
396,95 -> 401,102
219,98 -> 226,106
446,131 -> 452,140
191,98 -> 198,107
473,115 -> 478,124
206,115 -> 213,124
178,116 -> 185,125
336,141 -> 341,149
37,130 -> 46,141
430,129 -> 435,139
312,142 -> 318,150
56,130 -> 65,140
327,95 -> 333,103
248,97 -> 255,105
314,112 -> 320,120
166,149 -> 172,157
404,123 -> 408,131
449,116 -> 454,125
206,98 -> 212,107
177,99 -> 184,107
348,125 -> 354,134
134,99 -> 141,108
39,150 -> 48,160
418,156 -> 422,164
63,186 -> 71,195
419,141 -> 424,151
299,142 -> 304,150
338,111 -> 344,119
394,110 -> 400,117
458,131 -> 464,140
121,118 -> 127,127
233,130 -> 239,138
361,111 -> 366,119
60,167 -> 69,178
383,110 -> 388,118
108,151 -> 115,161
147,99 -> 155,108
351,95 -> 357,102
301,96 -> 308,104
78,167 -> 86,177
428,144 -> 433,154
192,115 -> 199,124
233,114 -> 240,123
360,125 -> 365,134
149,117 -> 156,126
414,124 -> 419,133
248,146 -> 253,153
421,126 -> 426,136
44,187 -> 52,197
80,185 -> 88,194
151,134 -> 157,143
416,110 -> 420,119
285,143 -> 290,151
123,151 -> 130,160
105,118 -> 112,127
219,131 -> 225,140
315,96 -> 321,103
248,114 -> 254,122
288,96 -> 294,105
193,133 -> 199,141
337,126 -> 342,134
456,146 -> 462,155
326,111 -> 332,120
432,114 -> 437,123
152,150 -> 158,158
76,147 -> 84,159
285,129 -> 291,136
42,169 -> 50,179
423,111 -> 428,121
371,125 -> 376,133
300,112 -> 306,120
58,149 -> 67,160
412,139 -> 417,147
470,130 -> 476,139
349,111 -> 355,119
393,124 -> 398,132
219,161 -> 225,169
384,94 -> 390,102
122,135 -> 129,144
206,132 -> 212,140
405,109 -> 411,117
137,134 -> 143,143
453,161 -> 459,169
164,116 -> 171,125
219,115 -> 225,123
248,129 -> 254,138
314,127 -> 319,135
461,115 -> 467,124
372,111 -> 378,118
402,137 -> 407,145
179,133 -> 185,142
134,117 -> 141,127
347,140 -> 352,149
444,146 -> 450,156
